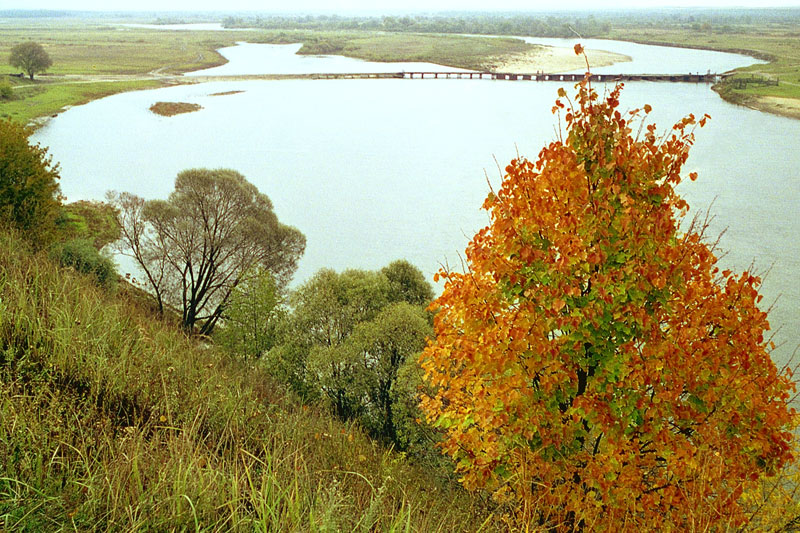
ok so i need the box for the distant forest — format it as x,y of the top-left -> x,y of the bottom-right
221,14 -> 612,38
220,9 -> 800,38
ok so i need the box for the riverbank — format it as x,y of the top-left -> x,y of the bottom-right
605,26 -> 800,121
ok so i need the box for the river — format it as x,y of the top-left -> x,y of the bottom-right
31,37 -> 799,366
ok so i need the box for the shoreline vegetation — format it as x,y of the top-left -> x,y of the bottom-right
4,10 -> 800,125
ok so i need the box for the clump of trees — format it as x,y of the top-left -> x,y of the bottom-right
222,14 -> 612,38
221,261 -> 435,451
110,168 -> 306,335
419,73 -> 796,529
9,42 -> 52,80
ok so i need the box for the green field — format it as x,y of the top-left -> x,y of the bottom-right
607,24 -> 800,118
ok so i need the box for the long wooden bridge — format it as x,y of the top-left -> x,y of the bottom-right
185,71 -> 728,83
399,71 -> 728,83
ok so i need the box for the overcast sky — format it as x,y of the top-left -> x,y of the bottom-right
4,0 -> 800,13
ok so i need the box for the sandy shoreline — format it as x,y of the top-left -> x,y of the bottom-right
490,45 -> 632,74
753,95 -> 800,120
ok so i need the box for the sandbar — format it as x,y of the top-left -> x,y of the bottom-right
491,45 -> 632,74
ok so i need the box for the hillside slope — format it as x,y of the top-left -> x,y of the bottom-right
0,229 -> 494,531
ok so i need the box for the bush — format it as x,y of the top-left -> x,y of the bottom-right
0,118 -> 62,246
51,238 -> 117,290
0,83 -> 13,100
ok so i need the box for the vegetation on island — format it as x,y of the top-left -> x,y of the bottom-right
148,101 -> 202,116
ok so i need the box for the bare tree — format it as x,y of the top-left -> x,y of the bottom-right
110,168 -> 305,335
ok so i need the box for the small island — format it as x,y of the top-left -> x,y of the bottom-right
149,101 -> 203,116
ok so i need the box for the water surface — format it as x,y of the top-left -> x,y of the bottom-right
31,40 -> 798,366
186,43 -> 473,76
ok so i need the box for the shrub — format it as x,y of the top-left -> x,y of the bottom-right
51,238 -> 117,290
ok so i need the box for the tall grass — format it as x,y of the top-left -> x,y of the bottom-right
0,229 -> 493,531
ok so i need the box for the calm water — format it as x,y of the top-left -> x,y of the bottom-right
31,40 -> 799,365
186,43 -> 474,76
520,37 -> 767,74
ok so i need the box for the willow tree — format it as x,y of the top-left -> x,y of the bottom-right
111,168 -> 305,335
420,65 -> 796,529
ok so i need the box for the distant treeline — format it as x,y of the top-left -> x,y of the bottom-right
221,14 -> 612,39
221,9 -> 800,38
614,8 -> 800,33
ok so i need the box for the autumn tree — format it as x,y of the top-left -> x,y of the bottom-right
419,72 -> 796,530
0,118 -> 61,245
110,168 -> 305,335
9,42 -> 52,80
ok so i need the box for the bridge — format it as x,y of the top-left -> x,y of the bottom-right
183,71 -> 728,83
400,71 -> 727,83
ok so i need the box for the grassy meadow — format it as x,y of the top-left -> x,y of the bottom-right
296,32 -> 531,71
607,23 -> 800,119
0,228 -> 499,531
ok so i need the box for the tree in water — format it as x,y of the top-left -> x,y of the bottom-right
420,61 -> 796,529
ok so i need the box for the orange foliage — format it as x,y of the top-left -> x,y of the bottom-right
419,76 -> 796,530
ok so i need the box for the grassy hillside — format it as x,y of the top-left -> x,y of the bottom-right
0,228 -> 495,531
